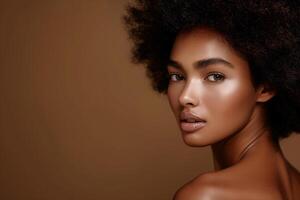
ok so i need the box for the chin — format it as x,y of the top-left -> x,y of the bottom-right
181,134 -> 213,147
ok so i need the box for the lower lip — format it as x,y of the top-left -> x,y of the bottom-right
180,121 -> 206,133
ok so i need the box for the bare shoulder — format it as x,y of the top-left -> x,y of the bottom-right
173,172 -> 220,200
173,164 -> 284,200
173,171 -> 255,200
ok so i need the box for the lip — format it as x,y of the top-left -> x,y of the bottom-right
180,111 -> 206,122
180,121 -> 206,133
179,111 -> 206,133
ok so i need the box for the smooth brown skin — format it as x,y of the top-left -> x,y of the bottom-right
167,27 -> 300,200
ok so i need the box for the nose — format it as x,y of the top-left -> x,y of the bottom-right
178,79 -> 200,107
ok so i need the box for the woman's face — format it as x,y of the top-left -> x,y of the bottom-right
167,27 -> 261,147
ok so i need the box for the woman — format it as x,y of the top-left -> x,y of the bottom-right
123,0 -> 300,199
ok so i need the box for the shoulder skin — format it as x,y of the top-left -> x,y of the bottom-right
173,173 -> 218,200
173,169 -> 286,200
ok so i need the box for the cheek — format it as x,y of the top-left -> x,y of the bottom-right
204,79 -> 256,127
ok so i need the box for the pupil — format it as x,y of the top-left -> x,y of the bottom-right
215,74 -> 222,80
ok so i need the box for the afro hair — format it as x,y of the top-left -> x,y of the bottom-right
123,0 -> 300,139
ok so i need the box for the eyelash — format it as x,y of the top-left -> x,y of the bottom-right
206,72 -> 225,82
168,72 -> 225,82
168,73 -> 183,82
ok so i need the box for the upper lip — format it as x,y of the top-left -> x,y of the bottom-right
180,111 -> 206,122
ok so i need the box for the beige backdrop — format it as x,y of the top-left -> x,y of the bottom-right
0,1 -> 299,200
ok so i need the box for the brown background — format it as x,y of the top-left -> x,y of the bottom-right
0,1 -> 299,200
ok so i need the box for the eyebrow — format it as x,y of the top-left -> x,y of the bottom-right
167,57 -> 234,70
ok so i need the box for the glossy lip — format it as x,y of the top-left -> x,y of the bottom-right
180,121 -> 206,133
179,111 -> 207,133
180,111 -> 206,122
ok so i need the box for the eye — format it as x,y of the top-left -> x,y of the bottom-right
168,73 -> 184,82
205,72 -> 225,82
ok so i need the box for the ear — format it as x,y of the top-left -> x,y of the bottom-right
256,84 -> 276,103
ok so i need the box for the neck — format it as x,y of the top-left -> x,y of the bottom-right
211,105 -> 280,170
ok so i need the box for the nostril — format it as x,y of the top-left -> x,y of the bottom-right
179,96 -> 196,107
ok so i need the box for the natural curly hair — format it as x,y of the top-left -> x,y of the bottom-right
123,0 -> 300,139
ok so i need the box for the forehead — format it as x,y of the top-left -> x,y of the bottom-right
169,27 -> 248,70
171,28 -> 232,59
